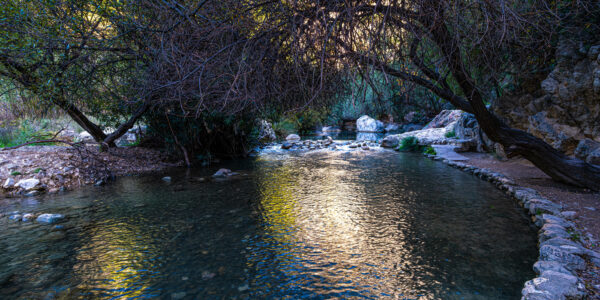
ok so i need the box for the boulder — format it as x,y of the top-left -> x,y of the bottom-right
356,115 -> 385,133
356,132 -> 379,142
423,110 -> 462,129
381,135 -> 400,148
79,131 -> 94,142
286,134 -> 301,142
384,123 -> 401,132
256,119 -> 276,143
402,124 -> 424,132
15,178 -> 40,191
22,213 -> 35,222
36,214 -> 65,224
3,178 -> 15,189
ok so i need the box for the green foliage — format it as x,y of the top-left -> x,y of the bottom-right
396,136 -> 424,152
445,130 -> 456,138
33,168 -> 42,174
423,146 -> 436,155
10,171 -> 21,176
272,118 -> 297,137
0,119 -> 61,148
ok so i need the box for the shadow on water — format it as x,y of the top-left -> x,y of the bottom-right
0,150 -> 537,299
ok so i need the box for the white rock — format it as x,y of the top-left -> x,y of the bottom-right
212,169 -> 232,177
3,178 -> 15,189
286,134 -> 301,142
36,213 -> 64,224
162,176 -> 172,182
79,131 -> 93,141
22,213 -> 35,222
15,178 -> 40,191
356,115 -> 384,132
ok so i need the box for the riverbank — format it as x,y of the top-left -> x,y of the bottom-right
427,148 -> 600,299
0,146 -> 182,197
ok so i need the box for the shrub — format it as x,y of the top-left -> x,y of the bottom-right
445,130 -> 456,138
423,146 -> 436,155
397,136 -> 424,152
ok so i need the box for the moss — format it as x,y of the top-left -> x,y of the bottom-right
445,130 -> 456,138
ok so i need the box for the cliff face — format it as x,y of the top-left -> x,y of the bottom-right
493,40 -> 600,157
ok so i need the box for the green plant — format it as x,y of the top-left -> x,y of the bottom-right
423,146 -> 436,155
445,130 -> 456,138
10,171 -> 21,176
33,168 -> 42,173
272,118 -> 298,137
397,136 -> 424,152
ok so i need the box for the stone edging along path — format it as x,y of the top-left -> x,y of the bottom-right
423,153 -> 600,300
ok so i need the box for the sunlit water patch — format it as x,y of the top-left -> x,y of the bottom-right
0,150 -> 537,299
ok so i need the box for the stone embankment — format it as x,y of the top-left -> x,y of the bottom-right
0,146 -> 180,197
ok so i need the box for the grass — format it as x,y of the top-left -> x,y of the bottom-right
10,171 -> 22,176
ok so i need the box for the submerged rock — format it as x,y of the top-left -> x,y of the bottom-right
36,214 -> 65,224
281,142 -> 293,150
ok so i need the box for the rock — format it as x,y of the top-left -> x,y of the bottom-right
162,176 -> 172,182
15,178 -> 41,191
404,111 -> 417,123
533,261 -> 572,276
286,134 -> 301,142
238,284 -> 250,292
384,123 -> 401,132
4,163 -> 18,171
36,214 -> 65,224
539,244 -> 587,272
8,214 -> 22,221
3,178 -> 15,189
22,213 -> 35,222
561,211 -> 576,220
423,110 -> 462,129
361,145 -> 370,150
533,270 -> 583,299
348,143 -> 358,149
402,124 -> 424,132
356,132 -> 379,141
381,135 -> 400,148
321,126 -> 341,133
256,119 -> 276,143
574,139 -> 600,160
212,169 -> 233,178
171,292 -> 187,299
281,142 -> 293,150
539,224 -> 570,242
356,115 -> 384,133
587,148 -> 600,165
79,131 -> 93,142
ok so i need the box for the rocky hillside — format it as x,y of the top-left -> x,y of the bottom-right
493,39 -> 600,163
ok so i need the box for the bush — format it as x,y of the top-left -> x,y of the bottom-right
445,130 -> 456,138
423,146 -> 436,155
397,136 -> 424,152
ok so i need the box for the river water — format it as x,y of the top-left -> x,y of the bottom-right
0,148 -> 537,299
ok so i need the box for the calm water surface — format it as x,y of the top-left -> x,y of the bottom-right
0,149 -> 537,299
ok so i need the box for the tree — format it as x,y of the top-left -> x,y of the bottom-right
287,0 -> 600,191
0,0 -> 148,148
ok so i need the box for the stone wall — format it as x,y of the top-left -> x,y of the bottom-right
493,40 -> 600,157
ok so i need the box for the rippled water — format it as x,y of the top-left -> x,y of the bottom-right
0,149 -> 537,299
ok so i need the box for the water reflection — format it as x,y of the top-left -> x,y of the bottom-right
0,150 -> 537,299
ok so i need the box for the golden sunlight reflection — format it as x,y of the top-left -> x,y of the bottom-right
254,151 -> 416,297
70,220 -> 158,298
